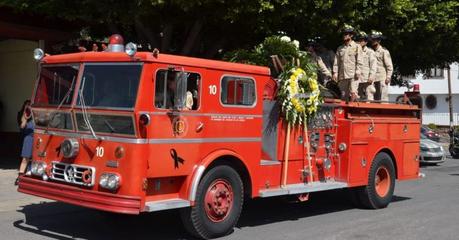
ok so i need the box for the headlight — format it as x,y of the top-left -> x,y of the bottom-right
99,173 -> 121,191
107,175 -> 120,190
99,174 -> 109,186
36,163 -> 46,175
31,161 -> 39,175
30,161 -> 47,176
440,146 -> 444,151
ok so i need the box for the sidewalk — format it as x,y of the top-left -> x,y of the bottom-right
0,158 -> 51,213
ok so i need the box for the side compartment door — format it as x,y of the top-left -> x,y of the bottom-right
402,141 -> 419,178
349,143 -> 368,185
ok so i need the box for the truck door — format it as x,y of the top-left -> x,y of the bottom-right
149,68 -> 203,177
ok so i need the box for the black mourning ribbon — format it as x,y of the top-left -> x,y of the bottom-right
170,149 -> 185,169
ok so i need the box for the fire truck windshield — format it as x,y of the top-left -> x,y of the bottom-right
76,63 -> 142,109
34,65 -> 79,106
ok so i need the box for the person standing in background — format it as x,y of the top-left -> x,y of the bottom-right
370,30 -> 393,102
356,31 -> 377,101
333,24 -> 363,101
315,39 -> 335,75
306,40 -> 332,85
15,100 -> 34,185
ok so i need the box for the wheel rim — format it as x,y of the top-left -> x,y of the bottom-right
375,166 -> 391,197
204,179 -> 233,222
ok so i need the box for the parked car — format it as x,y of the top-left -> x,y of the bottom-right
421,126 -> 441,142
449,130 -> 459,159
420,133 -> 446,164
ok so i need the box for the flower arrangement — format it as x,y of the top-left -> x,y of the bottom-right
278,67 -> 321,125
225,35 -> 322,126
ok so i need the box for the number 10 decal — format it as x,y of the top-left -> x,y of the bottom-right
209,85 -> 217,95
96,146 -> 104,157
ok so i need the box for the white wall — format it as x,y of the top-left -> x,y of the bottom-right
389,62 -> 459,95
389,62 -> 459,126
0,39 -> 38,132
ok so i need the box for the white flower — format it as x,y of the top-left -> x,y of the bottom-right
280,36 -> 291,42
292,40 -> 300,49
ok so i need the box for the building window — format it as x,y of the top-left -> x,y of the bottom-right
425,95 -> 437,109
427,67 -> 444,78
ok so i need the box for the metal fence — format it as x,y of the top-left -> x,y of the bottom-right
422,112 -> 459,126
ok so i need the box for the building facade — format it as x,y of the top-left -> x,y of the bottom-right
0,7 -> 75,157
389,63 -> 459,127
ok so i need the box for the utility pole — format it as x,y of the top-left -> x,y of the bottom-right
447,66 -> 454,143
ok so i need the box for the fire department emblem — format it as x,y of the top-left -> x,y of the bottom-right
172,117 -> 187,136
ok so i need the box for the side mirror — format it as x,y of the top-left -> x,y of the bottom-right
174,71 -> 188,109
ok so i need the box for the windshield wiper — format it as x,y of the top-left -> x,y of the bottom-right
79,76 -> 99,140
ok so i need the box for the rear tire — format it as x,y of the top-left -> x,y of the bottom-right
355,152 -> 395,209
180,165 -> 243,239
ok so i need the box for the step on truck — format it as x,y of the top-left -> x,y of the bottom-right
18,34 -> 421,239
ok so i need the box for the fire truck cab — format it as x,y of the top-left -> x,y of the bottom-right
19,35 -> 421,239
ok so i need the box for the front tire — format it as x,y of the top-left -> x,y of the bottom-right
356,152 -> 396,209
180,165 -> 243,239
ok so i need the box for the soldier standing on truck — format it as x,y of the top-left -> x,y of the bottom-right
370,30 -> 393,102
333,24 -> 363,101
356,31 -> 377,101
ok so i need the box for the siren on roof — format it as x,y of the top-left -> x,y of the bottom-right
108,34 -> 125,52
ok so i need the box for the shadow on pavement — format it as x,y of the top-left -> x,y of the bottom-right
13,189 -> 412,239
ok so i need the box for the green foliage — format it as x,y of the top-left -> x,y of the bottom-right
225,36 -> 316,77
2,0 -> 458,79
225,35 -> 321,125
427,123 -> 438,130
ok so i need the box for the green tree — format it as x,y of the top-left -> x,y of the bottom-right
2,0 -> 458,80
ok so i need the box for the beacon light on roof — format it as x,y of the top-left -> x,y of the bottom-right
108,34 -> 125,52
33,48 -> 44,61
125,42 -> 137,56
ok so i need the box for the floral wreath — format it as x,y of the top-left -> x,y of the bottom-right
278,67 -> 321,125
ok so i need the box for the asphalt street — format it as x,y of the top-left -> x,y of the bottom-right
1,155 -> 459,240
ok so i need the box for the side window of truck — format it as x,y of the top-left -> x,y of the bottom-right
221,76 -> 256,106
154,69 -> 200,110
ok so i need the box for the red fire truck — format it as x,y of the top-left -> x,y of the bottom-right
18,35 -> 421,239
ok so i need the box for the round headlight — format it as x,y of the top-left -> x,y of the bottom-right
107,174 -> 120,190
36,163 -> 46,175
99,174 -> 109,187
61,138 -> 79,158
31,161 -> 39,175
125,42 -> 137,56
33,48 -> 44,61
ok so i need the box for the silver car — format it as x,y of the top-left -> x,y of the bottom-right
420,133 -> 446,164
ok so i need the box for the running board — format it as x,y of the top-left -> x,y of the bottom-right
259,181 -> 348,198
144,198 -> 190,212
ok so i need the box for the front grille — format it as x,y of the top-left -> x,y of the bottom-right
50,162 -> 95,187
422,156 -> 443,161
